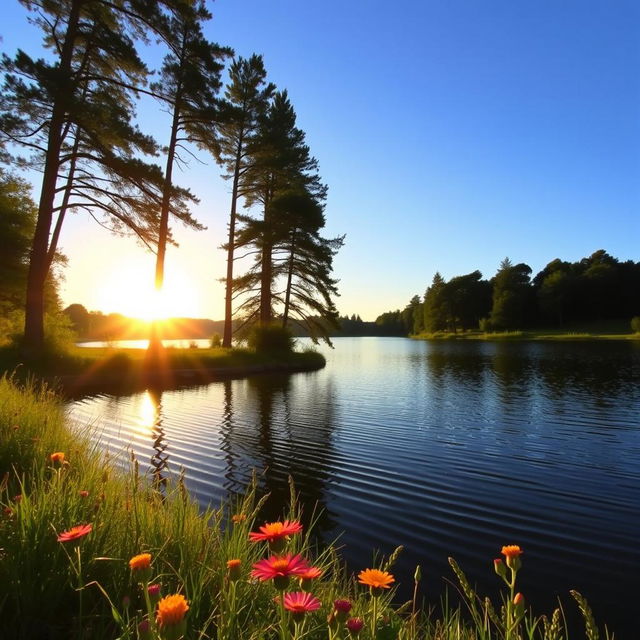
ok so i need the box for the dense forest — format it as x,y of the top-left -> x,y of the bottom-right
376,251 -> 640,336
0,0 -> 342,352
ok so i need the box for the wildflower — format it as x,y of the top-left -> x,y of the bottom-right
13,495 -> 22,503
157,594 -> 189,639
137,618 -> 152,640
347,618 -> 364,636
251,553 -> 310,590
227,558 -> 242,581
513,592 -> 525,616
79,490 -> 89,498
334,599 -> 352,622
283,591 -> 321,622
299,566 -> 322,590
3,507 -> 13,517
249,519 -> 303,552
129,553 -> 152,582
501,545 -> 523,571
50,452 -> 65,464
129,553 -> 152,570
513,592 -> 524,606
358,568 -> 395,596
494,558 -> 507,578
232,513 -> 246,524
148,583 -> 162,604
57,523 -> 92,542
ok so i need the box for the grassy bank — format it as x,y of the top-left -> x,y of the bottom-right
0,344 -> 326,394
0,376 -> 613,640
415,322 -> 640,342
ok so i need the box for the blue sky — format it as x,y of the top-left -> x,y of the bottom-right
2,1 -> 639,320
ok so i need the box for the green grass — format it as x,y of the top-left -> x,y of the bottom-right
0,343 -> 326,393
415,321 -> 639,342
0,376 -> 614,640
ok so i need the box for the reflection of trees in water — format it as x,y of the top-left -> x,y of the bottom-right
146,386 -> 169,496
218,372 -> 339,537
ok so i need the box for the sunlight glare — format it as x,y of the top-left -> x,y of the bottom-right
95,256 -> 200,320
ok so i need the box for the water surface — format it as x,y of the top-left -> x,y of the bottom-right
67,338 -> 640,637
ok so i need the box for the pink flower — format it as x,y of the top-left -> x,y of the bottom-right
283,591 -> 321,620
251,553 -> 310,590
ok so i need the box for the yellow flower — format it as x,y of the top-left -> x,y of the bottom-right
157,594 -> 189,627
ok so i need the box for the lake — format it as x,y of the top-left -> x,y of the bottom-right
67,337 -> 640,637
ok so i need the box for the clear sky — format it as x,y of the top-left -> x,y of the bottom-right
2,1 -> 639,321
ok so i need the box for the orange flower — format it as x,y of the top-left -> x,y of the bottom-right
299,566 -> 322,580
156,593 -> 189,627
79,490 -> 89,498
57,524 -> 92,542
249,520 -> 303,551
50,452 -> 65,464
501,545 -> 523,570
129,553 -> 152,571
232,514 -> 246,524
227,558 -> 241,569
501,545 -> 523,559
358,568 -> 395,590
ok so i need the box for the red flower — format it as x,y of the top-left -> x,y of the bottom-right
334,599 -> 352,614
251,553 -> 310,590
79,490 -> 89,498
283,591 -> 321,620
347,618 -> 364,635
57,523 -> 92,542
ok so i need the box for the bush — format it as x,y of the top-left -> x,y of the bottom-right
247,324 -> 294,354
210,333 -> 222,348
631,316 -> 640,334
478,317 -> 492,332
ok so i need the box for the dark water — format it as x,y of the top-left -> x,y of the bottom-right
67,338 -> 640,638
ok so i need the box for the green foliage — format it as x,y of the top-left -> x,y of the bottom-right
247,324 -> 295,354
631,317 -> 640,334
210,333 -> 222,348
490,258 -> 532,330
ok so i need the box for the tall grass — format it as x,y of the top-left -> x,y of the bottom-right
0,375 -> 613,640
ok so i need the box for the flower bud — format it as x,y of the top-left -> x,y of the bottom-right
346,618 -> 364,636
227,558 -> 242,582
137,619 -> 152,640
334,599 -> 352,623
513,592 -> 525,616
148,583 -> 162,604
493,558 -> 507,578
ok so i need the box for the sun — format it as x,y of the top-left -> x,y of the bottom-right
94,256 -> 200,320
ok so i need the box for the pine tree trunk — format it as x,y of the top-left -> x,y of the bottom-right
222,149 -> 242,348
23,0 -> 81,355
148,85 -> 182,357
282,231 -> 296,327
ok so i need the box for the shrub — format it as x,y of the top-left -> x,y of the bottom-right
478,317 -> 492,332
631,316 -> 640,334
210,333 -> 222,348
247,324 -> 294,354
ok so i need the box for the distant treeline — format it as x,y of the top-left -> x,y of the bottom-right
64,305 -> 219,341
375,250 -> 640,335
63,306 -> 400,342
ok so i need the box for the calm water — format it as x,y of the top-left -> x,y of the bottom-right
67,338 -> 640,637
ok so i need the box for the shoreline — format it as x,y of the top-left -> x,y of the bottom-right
0,345 -> 326,396
412,330 -> 640,342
